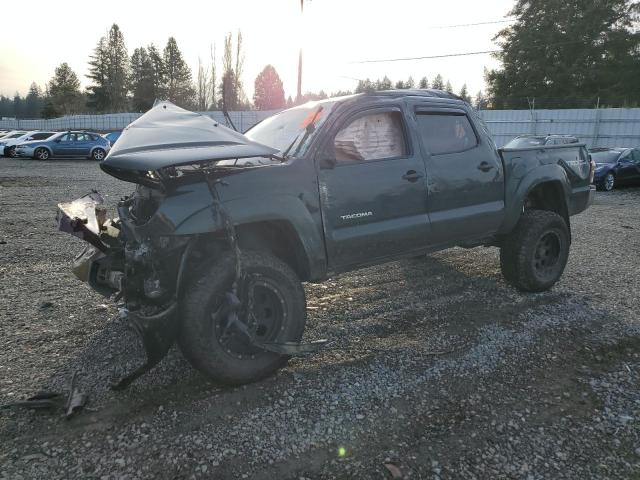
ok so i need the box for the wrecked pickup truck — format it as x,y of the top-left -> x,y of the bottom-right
57,91 -> 595,387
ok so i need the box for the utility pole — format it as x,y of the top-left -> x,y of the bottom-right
297,0 -> 304,102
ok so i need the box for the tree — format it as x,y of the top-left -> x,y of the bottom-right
355,78 -> 375,93
210,44 -> 217,110
147,43 -> 166,101
48,63 -> 83,115
445,80 -> 453,92
218,31 -> 247,109
86,24 -> 129,112
474,90 -> 488,110
377,76 -> 392,90
196,57 -> 211,111
405,76 -> 415,89
418,76 -> 429,89
459,83 -> 471,103
130,47 -> 154,111
163,37 -> 195,108
253,65 -> 285,110
431,74 -> 445,90
394,79 -> 405,89
486,0 -> 640,108
24,83 -> 44,118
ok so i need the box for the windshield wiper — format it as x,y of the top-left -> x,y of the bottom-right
281,106 -> 324,160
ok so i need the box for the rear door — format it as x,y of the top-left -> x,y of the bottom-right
412,105 -> 504,244
318,105 -> 432,269
73,133 -> 91,156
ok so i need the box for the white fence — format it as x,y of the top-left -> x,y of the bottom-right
479,108 -> 640,148
2,107 -> 640,148
0,110 -> 280,134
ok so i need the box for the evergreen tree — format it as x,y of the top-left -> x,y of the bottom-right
445,80 -> 453,92
418,76 -> 429,89
394,79 -> 405,89
147,44 -> 166,101
355,78 -> 375,93
405,76 -> 415,89
12,93 -> 23,118
253,65 -> 285,110
87,24 -> 129,112
163,37 -> 195,108
378,76 -> 392,90
486,0 -> 640,108
459,83 -> 471,103
48,63 -> 83,115
431,74 -> 445,90
474,90 -> 488,110
130,47 -> 156,111
24,82 -> 44,118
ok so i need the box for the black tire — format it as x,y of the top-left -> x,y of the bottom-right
500,210 -> 570,292
34,147 -> 50,161
6,146 -> 16,158
598,172 -> 615,192
92,148 -> 106,161
179,250 -> 307,385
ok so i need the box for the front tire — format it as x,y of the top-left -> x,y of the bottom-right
34,148 -> 50,161
500,210 -> 570,292
599,172 -> 615,191
179,250 -> 307,385
92,148 -> 106,161
6,146 -> 16,158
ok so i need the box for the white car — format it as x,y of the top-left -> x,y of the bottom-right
1,131 -> 56,157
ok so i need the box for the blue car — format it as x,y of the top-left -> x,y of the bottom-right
102,131 -> 122,147
15,130 -> 111,161
590,147 -> 640,191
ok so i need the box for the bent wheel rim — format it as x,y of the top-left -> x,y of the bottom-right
212,276 -> 286,359
532,231 -> 561,280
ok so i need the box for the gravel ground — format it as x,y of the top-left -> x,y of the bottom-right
0,158 -> 639,479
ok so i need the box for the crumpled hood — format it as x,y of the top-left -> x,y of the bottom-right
101,102 -> 278,173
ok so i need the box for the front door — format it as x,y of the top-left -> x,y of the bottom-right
413,106 -> 505,244
53,133 -> 75,156
318,106 -> 431,269
617,149 -> 640,183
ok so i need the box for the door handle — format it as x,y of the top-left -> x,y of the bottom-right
402,170 -> 423,182
477,161 -> 494,172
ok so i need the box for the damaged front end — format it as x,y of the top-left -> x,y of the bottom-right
57,189 -> 194,389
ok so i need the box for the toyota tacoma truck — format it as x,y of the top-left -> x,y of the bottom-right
57,91 -> 595,387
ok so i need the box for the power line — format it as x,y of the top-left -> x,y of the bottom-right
350,50 -> 500,64
428,19 -> 515,29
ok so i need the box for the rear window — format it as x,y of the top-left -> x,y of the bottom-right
416,113 -> 477,155
504,137 -> 545,148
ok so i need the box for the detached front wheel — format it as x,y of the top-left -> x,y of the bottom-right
500,210 -> 570,292
179,250 -> 306,385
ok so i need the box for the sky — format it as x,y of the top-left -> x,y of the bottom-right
0,0 -> 515,101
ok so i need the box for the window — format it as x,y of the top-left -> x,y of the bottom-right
59,133 -> 71,142
75,133 -> 88,142
32,132 -> 52,140
632,149 -> 640,163
334,111 -> 407,162
416,113 -> 477,155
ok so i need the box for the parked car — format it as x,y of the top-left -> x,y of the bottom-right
589,147 -> 640,191
102,131 -> 122,146
504,134 -> 579,148
15,131 -> 111,161
1,131 -> 56,157
0,131 -> 27,154
57,94 -> 594,388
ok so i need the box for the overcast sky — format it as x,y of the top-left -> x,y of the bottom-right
0,0 -> 515,100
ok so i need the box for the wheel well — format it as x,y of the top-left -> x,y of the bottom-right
234,221 -> 310,281
524,181 -> 570,238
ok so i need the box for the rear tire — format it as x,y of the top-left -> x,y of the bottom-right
34,148 -> 50,161
92,148 -> 106,161
179,250 -> 306,385
500,210 -> 570,292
